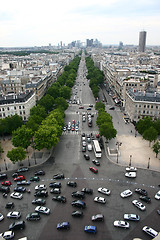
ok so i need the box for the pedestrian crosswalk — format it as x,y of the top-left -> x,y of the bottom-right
62,130 -> 99,135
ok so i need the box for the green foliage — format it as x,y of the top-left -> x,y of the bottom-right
136,117 -> 153,135
153,119 -> 160,135
99,122 -> 117,140
38,94 -> 55,113
0,115 -> 23,136
143,126 -> 158,146
152,141 -> 160,158
7,147 -> 26,164
54,97 -> 68,111
96,111 -> 112,127
12,125 -> 34,149
59,86 -> 71,99
95,101 -> 105,111
30,105 -> 47,119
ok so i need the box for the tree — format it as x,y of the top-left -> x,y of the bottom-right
54,97 -> 68,110
143,126 -> 158,146
96,112 -> 112,127
30,105 -> 47,119
95,101 -> 105,111
153,119 -> 160,135
99,122 -> 117,140
60,86 -> 71,99
136,117 -> 153,135
152,141 -> 160,158
47,84 -> 60,99
7,147 -> 26,164
12,125 -> 34,149
38,94 -> 55,113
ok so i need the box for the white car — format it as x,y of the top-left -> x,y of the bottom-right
94,196 -> 106,204
35,185 -> 47,191
98,187 -> 111,195
0,213 -> 4,221
114,220 -> 129,229
87,144 -> 92,151
143,226 -> 158,238
10,192 -> 23,199
75,126 -> 79,132
0,231 -> 14,239
7,211 -> 21,219
126,167 -> 137,172
132,200 -> 146,211
35,206 -> 50,215
124,214 -> 140,221
120,189 -> 132,198
155,190 -> 160,200
125,172 -> 136,178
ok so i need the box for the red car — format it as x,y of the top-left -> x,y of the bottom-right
2,181 -> 12,186
79,106 -> 84,109
89,167 -> 98,174
14,175 -> 25,181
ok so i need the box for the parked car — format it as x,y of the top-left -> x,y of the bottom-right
72,191 -> 85,199
14,176 -> 25,182
72,210 -> 83,217
114,220 -> 129,229
30,176 -> 40,182
17,180 -> 30,185
124,214 -> 140,221
0,213 -> 4,222
126,167 -> 137,172
109,106 -> 115,110
120,189 -> 133,198
94,196 -> 106,204
26,212 -> 41,221
71,200 -> 86,209
35,185 -> 47,191
32,198 -> 46,206
35,206 -> 50,215
10,192 -> 23,200
139,196 -> 151,203
84,154 -> 90,160
155,190 -> 160,200
49,182 -> 61,188
67,181 -> 77,187
89,167 -> 98,174
5,202 -> 14,209
52,195 -> 66,203
98,187 -> 110,195
82,146 -> 86,152
14,186 -> 26,193
35,170 -> 45,176
7,211 -> 21,219
125,172 -> 136,178
0,173 -> 7,180
9,221 -> 25,230
0,186 -> 10,193
84,226 -> 96,234
81,188 -> 93,194
57,222 -> 70,230
34,190 -> 48,198
92,214 -> 104,221
53,173 -> 64,179
135,188 -> 148,196
2,181 -> 11,186
92,159 -> 100,166
16,167 -> 29,173
132,200 -> 146,211
0,231 -> 14,239
50,188 -> 61,194
142,226 -> 158,238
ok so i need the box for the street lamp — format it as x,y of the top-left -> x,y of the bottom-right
4,159 -> 8,170
147,157 -> 150,169
129,155 -> 132,166
28,156 -> 30,166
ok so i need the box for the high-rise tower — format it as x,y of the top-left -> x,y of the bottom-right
139,31 -> 147,52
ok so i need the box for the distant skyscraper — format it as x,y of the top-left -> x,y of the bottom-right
139,31 -> 147,52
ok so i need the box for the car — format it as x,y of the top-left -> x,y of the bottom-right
92,214 -> 104,221
88,144 -> 92,151
67,181 -> 77,187
92,159 -> 100,166
124,214 -> 140,221
109,106 -> 115,110
5,202 -> 15,209
157,209 -> 160,215
35,185 -> 47,191
14,176 -> 25,181
49,182 -> 61,188
71,200 -> 86,209
16,167 -> 29,173
12,172 -> 19,178
89,167 -> 98,173
139,196 -> 151,203
35,206 -> 50,215
9,221 -> 25,230
87,107 -> 92,110
125,172 -> 136,178
132,200 -> 146,211
7,211 -> 21,219
0,186 -> 10,193
94,196 -> 106,204
57,222 -> 70,230
84,154 -> 90,160
71,127 -> 75,131
79,106 -> 84,109
84,226 -> 96,234
114,220 -> 129,229
14,186 -> 26,193
87,137 -> 91,143
126,167 -> 137,172
50,188 -> 61,194
2,181 -> 11,186
52,195 -> 66,203
17,180 -> 30,185
30,176 -> 40,182
0,213 -> 4,221
142,226 -> 158,238
35,170 -> 45,176
155,190 -> 160,200
72,191 -> 85,199
82,146 -> 86,152
135,188 -> 148,196
0,173 -> 8,180
53,173 -> 64,179
120,189 -> 133,198
82,133 -> 85,137
75,126 -> 79,131
98,187 -> 111,195
81,188 -> 93,194
10,192 -> 23,200
96,134 -> 100,138
82,141 -> 87,147
32,198 -> 46,205
63,126 -> 66,131
34,190 -> 48,198
0,231 -> 14,239
72,210 -> 83,217
26,212 -> 41,221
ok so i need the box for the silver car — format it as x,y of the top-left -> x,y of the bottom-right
124,214 -> 140,221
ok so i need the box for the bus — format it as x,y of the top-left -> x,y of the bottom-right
93,140 -> 102,158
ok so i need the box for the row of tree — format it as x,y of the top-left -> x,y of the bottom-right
5,55 -> 81,164
85,57 -> 104,98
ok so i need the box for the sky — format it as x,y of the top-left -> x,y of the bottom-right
0,0 -> 160,47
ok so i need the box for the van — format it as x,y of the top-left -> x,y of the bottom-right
88,144 -> 92,151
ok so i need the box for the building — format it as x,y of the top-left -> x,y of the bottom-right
139,31 -> 147,52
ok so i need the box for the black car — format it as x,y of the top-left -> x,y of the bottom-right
32,198 -> 46,205
139,196 -> 151,203
53,173 -> 64,179
14,186 -> 26,193
72,191 -> 85,199
0,173 -> 7,180
82,133 -> 85,137
5,202 -> 15,209
30,176 -> 40,182
34,190 -> 48,198
72,210 -> 83,217
84,154 -> 90,160
0,186 -> 10,193
16,167 -> 29,173
135,188 -> 148,196
12,172 -> 19,178
109,106 -> 115,110
52,195 -> 66,203
81,188 -> 93,195
26,212 -> 41,221
50,188 -> 61,194
9,220 -> 25,230
35,170 -> 45,176
82,146 -> 86,152
92,159 -> 100,166
49,182 -> 61,188
71,200 -> 86,209
67,181 -> 77,187
17,180 -> 30,185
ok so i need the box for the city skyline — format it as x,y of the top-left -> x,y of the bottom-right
0,0 -> 160,47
